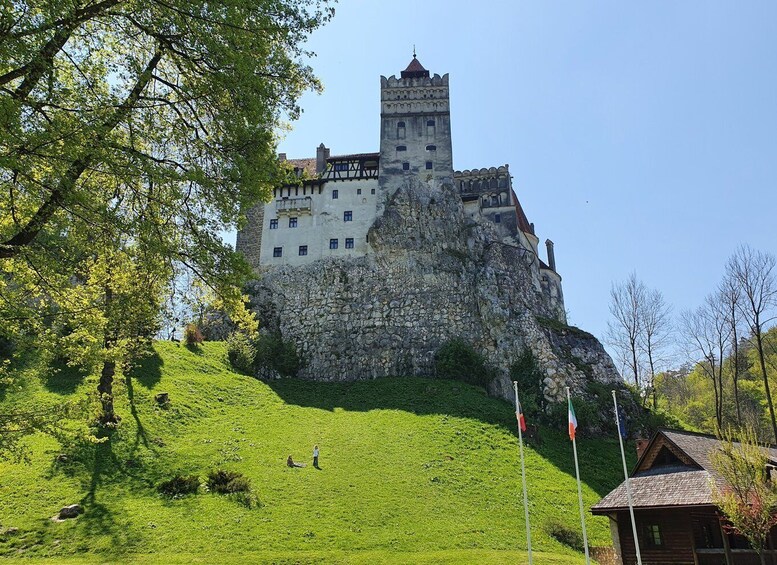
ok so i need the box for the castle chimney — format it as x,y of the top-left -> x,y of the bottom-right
316,143 -> 330,173
278,153 -> 287,162
635,438 -> 649,460
545,239 -> 556,271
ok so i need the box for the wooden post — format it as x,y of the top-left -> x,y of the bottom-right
719,520 -> 733,565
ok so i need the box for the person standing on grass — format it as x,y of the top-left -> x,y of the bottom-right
313,445 -> 320,468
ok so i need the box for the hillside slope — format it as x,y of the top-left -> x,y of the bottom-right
0,342 -> 629,563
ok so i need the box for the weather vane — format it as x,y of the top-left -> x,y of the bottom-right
413,44 -> 416,58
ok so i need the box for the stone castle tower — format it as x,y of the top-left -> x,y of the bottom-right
378,57 -> 453,191
237,57 -> 620,403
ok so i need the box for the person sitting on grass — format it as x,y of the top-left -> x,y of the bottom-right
287,455 -> 305,468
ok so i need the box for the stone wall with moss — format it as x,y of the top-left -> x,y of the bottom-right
247,177 -> 620,404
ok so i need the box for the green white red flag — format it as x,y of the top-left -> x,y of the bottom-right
568,396 -> 577,440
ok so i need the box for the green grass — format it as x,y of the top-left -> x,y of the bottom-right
0,342 -> 630,563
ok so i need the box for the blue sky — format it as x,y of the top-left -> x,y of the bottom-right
267,1 -> 777,365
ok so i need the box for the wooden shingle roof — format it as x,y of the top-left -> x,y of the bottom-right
592,429 -> 777,514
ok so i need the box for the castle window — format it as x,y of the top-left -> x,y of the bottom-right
357,189 -> 362,195
402,162 -> 410,171
426,145 -> 436,151
499,178 -> 507,189
289,217 -> 298,228
344,211 -> 352,222
269,219 -> 278,230
345,238 -> 354,249
426,119 -> 435,136
329,239 -> 338,250
332,189 -> 339,199
273,247 -> 282,258
494,213 -> 501,223
371,188 -> 376,194
427,119 -> 435,126
426,161 -> 433,170
298,245 -> 308,256
334,163 -> 348,172
397,121 -> 406,140
396,145 -> 407,152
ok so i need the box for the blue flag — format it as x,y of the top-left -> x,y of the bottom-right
617,408 -> 628,439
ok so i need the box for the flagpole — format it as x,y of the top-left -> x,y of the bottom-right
567,387 -> 590,565
513,381 -> 533,565
613,391 -> 642,565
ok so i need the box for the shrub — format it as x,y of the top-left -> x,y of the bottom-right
255,332 -> 300,377
207,469 -> 251,494
184,323 -> 204,346
226,332 -> 256,374
434,338 -> 495,388
228,491 -> 261,509
544,518 -> 584,552
510,351 -> 545,415
158,475 -> 200,497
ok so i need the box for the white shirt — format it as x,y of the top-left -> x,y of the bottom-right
313,447 -> 319,457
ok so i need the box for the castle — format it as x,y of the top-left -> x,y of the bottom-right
237,55 -> 564,319
237,57 -> 619,404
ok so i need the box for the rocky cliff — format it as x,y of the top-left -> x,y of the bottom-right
247,177 -> 622,405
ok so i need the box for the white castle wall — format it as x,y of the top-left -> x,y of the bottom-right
259,177 -> 379,267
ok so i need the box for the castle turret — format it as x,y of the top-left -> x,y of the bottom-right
378,56 -> 452,195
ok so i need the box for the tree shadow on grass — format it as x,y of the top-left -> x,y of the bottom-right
266,377 -> 626,498
126,351 -> 163,389
43,358 -> 88,395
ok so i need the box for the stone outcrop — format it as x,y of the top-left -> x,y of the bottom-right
247,177 -> 621,405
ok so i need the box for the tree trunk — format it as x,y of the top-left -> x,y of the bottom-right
97,285 -> 119,426
755,329 -> 777,443
97,358 -> 118,425
733,328 -> 742,427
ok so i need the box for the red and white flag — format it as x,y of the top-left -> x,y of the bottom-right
516,396 -> 527,432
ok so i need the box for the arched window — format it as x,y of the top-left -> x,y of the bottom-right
396,145 -> 407,152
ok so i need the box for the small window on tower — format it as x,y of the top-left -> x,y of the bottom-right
332,189 -> 338,199
273,247 -> 282,258
344,211 -> 352,222
371,188 -> 376,194
396,145 -> 407,152
329,239 -> 338,250
402,162 -> 410,171
426,145 -> 436,151
298,245 -> 308,256
494,214 -> 501,223
357,189 -> 362,195
269,219 -> 278,229
427,119 -> 436,136
397,121 -> 406,140
289,217 -> 297,228
345,238 -> 354,249
426,161 -> 433,170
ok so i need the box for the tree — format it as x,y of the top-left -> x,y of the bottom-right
720,273 -> 746,426
607,273 -> 646,390
1,1 -> 332,424
680,294 -> 730,432
607,273 -> 673,404
710,428 -> 777,565
640,287 -> 673,408
726,246 -> 777,442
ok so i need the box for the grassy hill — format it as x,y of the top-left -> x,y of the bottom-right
0,342 -> 631,563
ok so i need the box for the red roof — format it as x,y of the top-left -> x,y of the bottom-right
401,56 -> 430,79
514,196 -> 534,235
